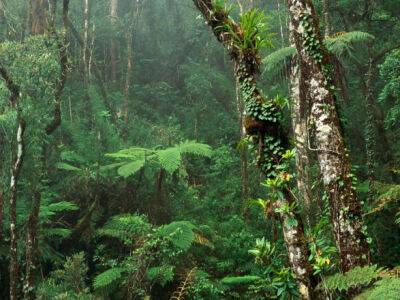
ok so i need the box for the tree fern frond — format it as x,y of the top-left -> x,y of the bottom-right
106,147 -> 149,159
157,148 -> 182,174
318,265 -> 384,292
117,159 -> 145,178
178,140 -> 212,158
39,201 -> 79,219
97,214 -> 151,245
93,267 -> 126,290
325,31 -> 375,58
262,46 -> 296,76
147,265 -> 175,287
157,221 -> 196,251
55,162 -> 82,172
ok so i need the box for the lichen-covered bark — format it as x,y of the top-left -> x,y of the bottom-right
287,0 -> 369,271
290,61 -> 313,225
193,1 -> 313,297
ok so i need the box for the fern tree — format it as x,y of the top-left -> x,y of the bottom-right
93,214 -> 204,298
106,140 -> 212,223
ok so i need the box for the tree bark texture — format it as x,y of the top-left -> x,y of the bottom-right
110,0 -> 118,82
192,1 -> 313,297
28,0 -> 48,34
286,0 -> 369,272
290,61 -> 313,225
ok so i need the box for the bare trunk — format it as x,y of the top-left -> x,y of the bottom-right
287,0 -> 369,272
110,0 -> 118,82
28,0 -> 48,34
192,1 -> 314,297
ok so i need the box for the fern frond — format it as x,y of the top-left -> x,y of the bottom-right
147,265 -> 175,287
106,147 -> 149,159
325,31 -> 375,58
157,148 -> 182,174
39,201 -> 79,219
178,140 -> 212,158
157,221 -> 196,251
117,159 -> 145,178
170,267 -> 197,300
93,267 -> 126,290
318,265 -> 384,292
221,275 -> 261,286
97,214 -> 151,245
55,162 -> 82,172
262,46 -> 296,76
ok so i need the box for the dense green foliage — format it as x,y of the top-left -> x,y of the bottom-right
0,0 -> 399,299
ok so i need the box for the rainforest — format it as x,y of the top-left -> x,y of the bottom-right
0,0 -> 399,299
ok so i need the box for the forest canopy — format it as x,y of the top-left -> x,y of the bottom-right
0,0 -> 399,299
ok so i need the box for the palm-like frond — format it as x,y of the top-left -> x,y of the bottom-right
262,46 -> 296,77
93,267 -> 126,290
177,140 -> 212,158
325,31 -> 375,58
157,221 -> 196,251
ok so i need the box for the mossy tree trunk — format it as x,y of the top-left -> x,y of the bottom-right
286,0 -> 369,272
192,1 -> 313,297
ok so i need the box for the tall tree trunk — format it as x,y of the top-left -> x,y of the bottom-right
83,0 -> 90,84
0,188 -> 4,242
23,2 -> 69,297
110,0 -> 118,82
28,0 -> 48,34
192,1 -> 313,297
323,0 -> 331,37
235,77 -> 249,205
123,22 -> 133,138
23,191 -> 41,300
290,61 -> 313,225
287,0 -> 369,272
0,63 -> 25,300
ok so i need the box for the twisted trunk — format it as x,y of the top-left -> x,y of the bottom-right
287,0 -> 369,271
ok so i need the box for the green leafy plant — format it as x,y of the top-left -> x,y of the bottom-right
318,265 -> 384,292
106,140 -> 212,177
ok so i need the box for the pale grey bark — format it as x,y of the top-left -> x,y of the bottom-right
287,0 -> 369,271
